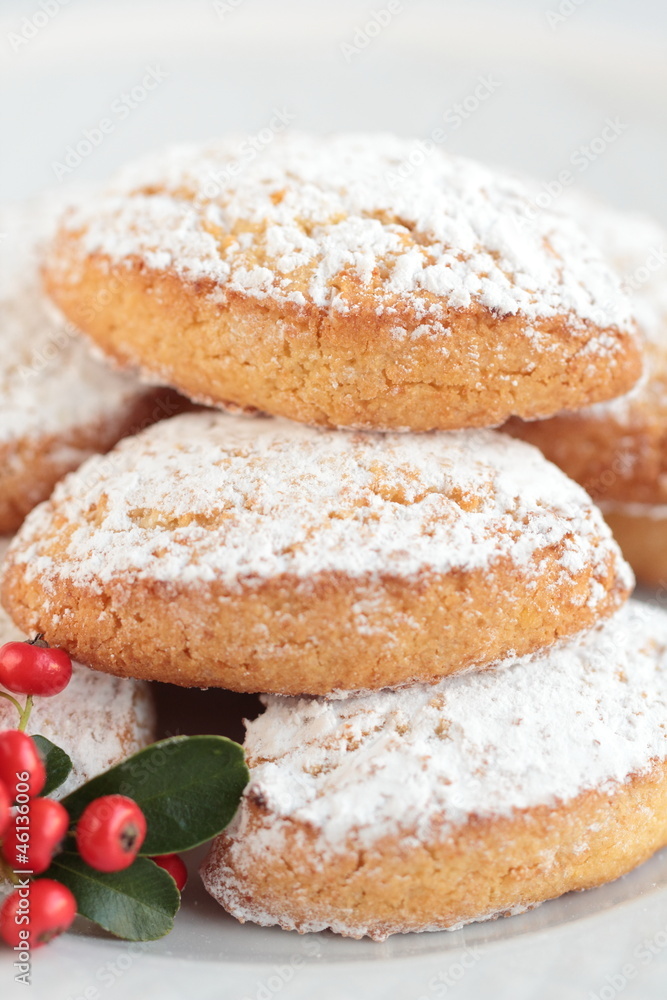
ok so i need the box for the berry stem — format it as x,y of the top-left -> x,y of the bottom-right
0,689 -> 24,723
0,854 -> 20,887
17,695 -> 33,732
27,633 -> 49,649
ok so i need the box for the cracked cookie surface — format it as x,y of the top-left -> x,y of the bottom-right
1,411 -> 632,693
43,133 -> 641,430
202,600 -> 667,938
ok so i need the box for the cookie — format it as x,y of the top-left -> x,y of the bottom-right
507,198 -> 667,505
201,599 -> 667,940
43,133 -> 641,431
596,504 -> 667,587
0,542 -> 156,796
0,196 -> 183,535
505,198 -> 667,583
0,411 -> 631,695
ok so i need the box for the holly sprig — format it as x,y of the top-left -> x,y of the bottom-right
52,735 -> 247,939
0,638 -> 249,946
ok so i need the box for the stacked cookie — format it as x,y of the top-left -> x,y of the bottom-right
0,197 -> 183,535
507,194 -> 667,586
0,199 -> 172,795
3,134 -> 667,939
0,540 -> 155,799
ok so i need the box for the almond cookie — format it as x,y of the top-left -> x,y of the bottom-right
201,600 -> 667,940
43,133 -> 640,431
594,504 -> 667,587
505,197 -> 667,582
0,543 -> 155,796
0,196 -> 183,535
1,411 -> 631,695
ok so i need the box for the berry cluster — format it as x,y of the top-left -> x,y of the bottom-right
0,637 -> 187,950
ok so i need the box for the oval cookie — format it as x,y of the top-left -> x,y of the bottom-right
0,542 -> 156,797
505,196 -> 667,583
43,133 -> 641,431
0,411 -> 632,694
201,600 -> 667,939
0,196 -> 183,534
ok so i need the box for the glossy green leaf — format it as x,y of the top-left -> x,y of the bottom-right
63,735 -> 249,855
32,734 -> 73,796
46,853 -> 179,941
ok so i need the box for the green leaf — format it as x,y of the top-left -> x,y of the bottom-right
32,735 -> 73,796
62,735 -> 249,855
46,853 -> 179,941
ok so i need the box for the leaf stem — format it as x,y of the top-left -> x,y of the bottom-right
18,695 -> 33,732
0,691 -> 34,730
0,689 -> 24,724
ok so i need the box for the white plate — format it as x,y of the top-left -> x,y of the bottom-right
2,2 -> 667,996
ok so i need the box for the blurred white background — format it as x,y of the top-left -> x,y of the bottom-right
3,3 -> 667,997
1,0 -> 666,220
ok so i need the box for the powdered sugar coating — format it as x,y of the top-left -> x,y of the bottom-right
220,599 -> 667,861
0,539 -> 155,797
564,192 -> 667,347
0,195 -> 154,448
558,193 -> 667,421
5,411 -> 630,599
52,133 -> 634,337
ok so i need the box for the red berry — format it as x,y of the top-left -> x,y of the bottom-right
2,798 -> 69,875
76,795 -> 146,872
0,780 -> 10,839
0,878 -> 76,949
151,853 -> 188,892
0,731 -> 45,800
0,638 -> 72,697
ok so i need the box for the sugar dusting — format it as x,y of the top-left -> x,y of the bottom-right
6,411 -> 630,597
0,539 -> 156,796
203,600 -> 667,934
558,193 -> 667,421
242,600 -> 667,841
0,195 -> 155,447
563,192 -> 667,348
53,133 -> 634,336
